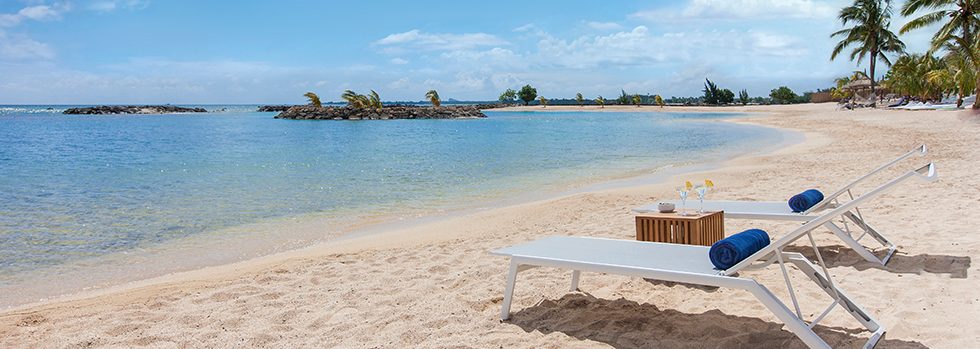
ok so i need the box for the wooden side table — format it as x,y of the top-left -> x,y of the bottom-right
635,210 -> 724,246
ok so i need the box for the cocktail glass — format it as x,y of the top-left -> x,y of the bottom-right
675,186 -> 692,216
694,184 -> 708,213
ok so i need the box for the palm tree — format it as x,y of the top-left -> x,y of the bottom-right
831,0 -> 906,107
425,90 -> 440,107
594,95 -> 605,108
900,0 -> 980,107
930,46 -> 979,107
341,90 -> 368,109
884,54 -> 943,101
632,94 -> 642,107
654,94 -> 664,107
303,92 -> 322,108
574,93 -> 584,107
538,96 -> 548,108
368,90 -> 383,109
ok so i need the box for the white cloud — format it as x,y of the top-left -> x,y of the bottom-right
513,24 -> 535,32
587,21 -> 623,30
89,0 -> 151,13
631,0 -> 837,23
450,70 -> 485,91
0,29 -> 55,59
315,80 -> 329,86
390,58 -> 409,65
0,3 -> 70,27
440,47 -> 521,68
388,77 -> 413,90
374,29 -> 509,51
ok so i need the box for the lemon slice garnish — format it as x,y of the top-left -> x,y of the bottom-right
705,180 -> 714,188
685,181 -> 692,190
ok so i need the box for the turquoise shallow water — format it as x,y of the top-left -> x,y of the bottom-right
0,105 -> 783,306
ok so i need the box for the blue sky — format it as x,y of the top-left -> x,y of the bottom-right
0,0 -> 939,104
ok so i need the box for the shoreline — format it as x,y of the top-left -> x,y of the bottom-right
0,106 -> 785,309
2,103 -> 977,347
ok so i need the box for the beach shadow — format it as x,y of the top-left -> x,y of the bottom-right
783,245 -> 971,278
507,293 -> 928,349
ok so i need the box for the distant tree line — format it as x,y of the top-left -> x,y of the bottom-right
495,79 -> 816,108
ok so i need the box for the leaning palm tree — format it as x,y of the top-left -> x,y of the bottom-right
831,0 -> 906,107
632,94 -> 642,107
425,90 -> 441,107
341,90 -> 368,109
594,95 -> 605,108
303,92 -> 322,108
538,96 -> 548,108
574,93 -> 584,107
654,94 -> 664,107
368,90 -> 383,109
900,0 -> 980,107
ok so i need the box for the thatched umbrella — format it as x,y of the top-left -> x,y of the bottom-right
840,77 -> 874,102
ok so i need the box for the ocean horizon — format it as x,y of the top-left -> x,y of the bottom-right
0,105 -> 784,307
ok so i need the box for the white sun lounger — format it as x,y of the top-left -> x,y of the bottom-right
492,163 -> 936,349
634,145 -> 929,265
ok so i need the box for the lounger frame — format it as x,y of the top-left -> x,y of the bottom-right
635,145 -> 928,265
493,163 -> 937,349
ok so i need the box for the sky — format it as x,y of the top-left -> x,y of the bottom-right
0,0 -> 942,105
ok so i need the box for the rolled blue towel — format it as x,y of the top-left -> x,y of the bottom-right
709,229 -> 770,270
788,189 -> 824,212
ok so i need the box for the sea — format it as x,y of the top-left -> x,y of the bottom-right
0,105 -> 787,308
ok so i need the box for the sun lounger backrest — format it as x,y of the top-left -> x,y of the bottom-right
725,162 -> 937,275
804,145 -> 927,214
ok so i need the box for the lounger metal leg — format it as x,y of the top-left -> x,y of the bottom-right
501,259 -> 537,320
743,282 -> 832,349
842,211 -> 897,264
570,270 -> 581,291
785,253 -> 885,349
824,221 -> 893,265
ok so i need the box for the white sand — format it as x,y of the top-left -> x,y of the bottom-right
1,103 -> 978,348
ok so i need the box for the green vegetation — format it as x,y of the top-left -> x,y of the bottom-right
899,0 -> 980,108
738,89 -> 749,105
702,79 -> 721,105
517,85 -> 537,105
538,96 -> 548,108
341,90 -> 370,109
616,89 -> 631,105
594,95 -> 605,108
654,94 -> 664,107
498,88 -> 517,102
770,86 -> 798,104
369,90 -> 382,110
632,94 -> 642,106
575,93 -> 584,107
830,0 -> 906,107
303,92 -> 322,108
425,90 -> 441,107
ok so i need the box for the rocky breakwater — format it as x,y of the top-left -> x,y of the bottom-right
275,105 -> 493,120
63,105 -> 208,115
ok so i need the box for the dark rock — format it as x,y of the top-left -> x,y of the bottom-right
273,104 -> 508,120
257,105 -> 292,112
63,105 -> 208,115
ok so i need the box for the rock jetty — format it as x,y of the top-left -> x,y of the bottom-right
274,104 -> 516,120
63,105 -> 208,115
257,105 -> 292,112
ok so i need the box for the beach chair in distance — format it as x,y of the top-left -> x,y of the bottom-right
492,163 -> 936,349
635,145 -> 928,265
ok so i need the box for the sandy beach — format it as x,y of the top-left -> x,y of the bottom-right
1,103 -> 977,348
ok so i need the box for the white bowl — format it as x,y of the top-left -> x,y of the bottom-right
658,202 -> 675,213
